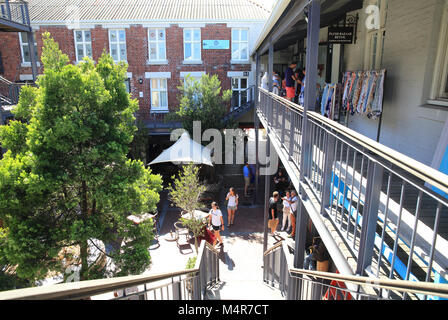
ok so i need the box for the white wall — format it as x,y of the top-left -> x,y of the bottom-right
343,0 -> 448,165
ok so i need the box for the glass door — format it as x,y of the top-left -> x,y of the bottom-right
231,77 -> 248,111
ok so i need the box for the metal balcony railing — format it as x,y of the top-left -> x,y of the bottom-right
224,86 -> 256,123
264,241 -> 448,300
0,0 -> 30,28
0,76 -> 24,106
257,88 -> 448,298
0,240 -> 220,300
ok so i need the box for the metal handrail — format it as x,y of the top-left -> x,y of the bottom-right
230,86 -> 255,112
0,240 -> 219,300
258,87 -> 448,195
263,241 -> 283,256
0,0 -> 30,26
290,269 -> 448,299
259,88 -> 448,296
0,269 -> 199,300
264,242 -> 448,299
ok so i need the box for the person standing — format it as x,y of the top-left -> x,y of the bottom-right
261,72 -> 269,90
298,68 -> 306,105
288,190 -> 298,238
273,170 -> 287,195
285,62 -> 300,102
273,71 -> 281,95
208,202 -> 224,248
268,192 -> 280,235
281,191 -> 292,232
243,162 -> 251,197
226,187 -> 239,227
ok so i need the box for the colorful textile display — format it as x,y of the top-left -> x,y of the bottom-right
341,69 -> 386,119
320,83 -> 343,121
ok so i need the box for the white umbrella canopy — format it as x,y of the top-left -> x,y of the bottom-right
148,131 -> 213,166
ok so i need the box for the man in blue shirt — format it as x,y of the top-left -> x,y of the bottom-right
243,162 -> 251,197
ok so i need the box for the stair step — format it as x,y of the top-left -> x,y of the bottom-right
206,280 -> 284,300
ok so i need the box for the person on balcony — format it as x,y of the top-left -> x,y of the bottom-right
226,187 -> 239,227
285,62 -> 300,101
208,202 -> 224,248
298,68 -> 306,105
272,71 -> 282,95
261,72 -> 269,90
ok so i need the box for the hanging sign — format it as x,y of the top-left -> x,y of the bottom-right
328,27 -> 354,44
203,40 -> 230,50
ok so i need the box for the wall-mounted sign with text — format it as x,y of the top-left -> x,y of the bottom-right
328,27 -> 354,44
203,40 -> 230,50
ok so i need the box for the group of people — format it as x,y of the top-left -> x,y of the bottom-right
269,169 -> 297,238
206,187 -> 239,249
206,167 -> 330,272
261,61 -> 306,104
262,61 -> 328,110
268,189 -> 298,239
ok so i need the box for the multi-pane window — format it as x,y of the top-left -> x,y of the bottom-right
109,29 -> 127,62
19,32 -> 38,64
74,30 -> 92,62
183,28 -> 201,61
150,78 -> 168,111
231,77 -> 248,110
366,0 -> 388,70
231,28 -> 249,61
148,28 -> 166,61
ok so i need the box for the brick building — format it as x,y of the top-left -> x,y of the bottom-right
0,0 -> 270,130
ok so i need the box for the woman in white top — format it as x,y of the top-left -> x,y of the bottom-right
288,190 -> 298,237
208,202 -> 224,248
281,191 -> 292,232
225,187 -> 239,227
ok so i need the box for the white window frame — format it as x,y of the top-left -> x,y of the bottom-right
231,77 -> 249,111
430,2 -> 448,104
231,28 -> 249,63
148,28 -> 167,64
364,0 -> 388,70
150,78 -> 169,113
108,29 -> 127,62
19,32 -> 38,65
183,28 -> 202,63
74,30 -> 92,62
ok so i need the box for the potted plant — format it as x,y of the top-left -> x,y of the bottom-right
167,164 -> 207,253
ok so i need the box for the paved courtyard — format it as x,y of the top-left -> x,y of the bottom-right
148,199 -> 286,300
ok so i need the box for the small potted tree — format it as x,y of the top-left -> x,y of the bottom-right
167,164 -> 207,253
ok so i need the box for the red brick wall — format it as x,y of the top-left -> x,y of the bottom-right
0,23 -> 252,119
0,32 -> 22,81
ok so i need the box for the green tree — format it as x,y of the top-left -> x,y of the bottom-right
0,33 -> 163,283
168,74 -> 234,136
167,164 -> 206,252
